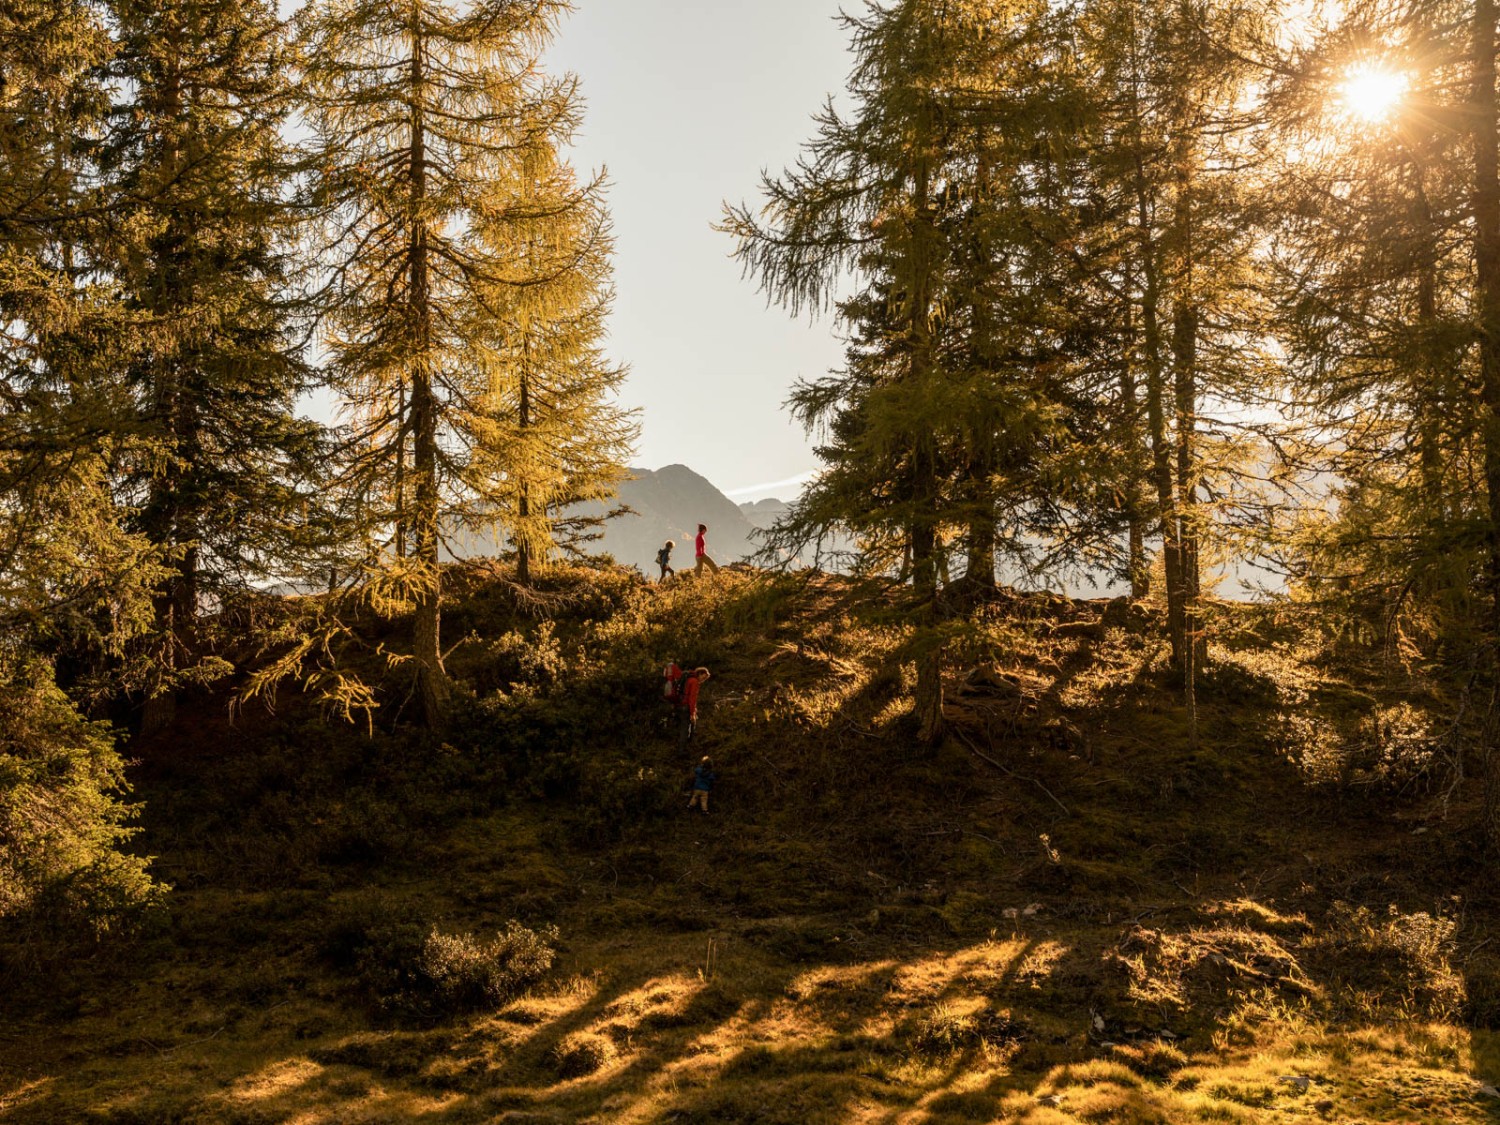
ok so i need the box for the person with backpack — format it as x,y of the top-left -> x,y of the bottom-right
694,523 -> 720,576
688,755 -> 716,814
676,665 -> 710,748
662,660 -> 683,706
656,540 -> 675,582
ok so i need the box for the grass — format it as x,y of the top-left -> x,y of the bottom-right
3,563 -> 1500,1123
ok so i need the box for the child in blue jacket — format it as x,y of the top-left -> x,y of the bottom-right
688,756 -> 716,813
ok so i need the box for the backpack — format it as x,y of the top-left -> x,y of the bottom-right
662,662 -> 683,701
656,546 -> 671,567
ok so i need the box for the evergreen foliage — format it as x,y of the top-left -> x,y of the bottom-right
300,0 -> 628,722
461,142 -> 637,583
95,0 -> 326,728
0,650 -> 160,937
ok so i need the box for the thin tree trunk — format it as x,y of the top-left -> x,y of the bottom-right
1120,269 -> 1150,599
1133,149 -> 1186,673
1475,0 -> 1500,637
911,155 -> 944,745
142,42 -> 190,737
965,136 -> 998,592
1125,13 -> 1187,673
516,366 -> 532,584
395,381 -> 407,559
1171,155 -> 1202,740
408,16 -> 448,727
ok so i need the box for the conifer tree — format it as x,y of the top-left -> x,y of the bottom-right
1076,0 -> 1270,700
95,0 -> 325,730
725,0 -> 1084,741
463,148 -> 636,585
1,0 -> 165,935
1266,0 -> 1487,640
302,0 -> 603,722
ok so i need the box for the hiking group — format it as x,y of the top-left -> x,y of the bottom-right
663,660 -> 715,813
655,523 -> 719,582
657,520 -> 721,812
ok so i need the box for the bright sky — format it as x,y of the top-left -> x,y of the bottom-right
546,0 -> 854,502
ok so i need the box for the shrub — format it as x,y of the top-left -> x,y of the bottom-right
331,909 -> 559,1021
551,1030 -> 618,1077
1318,902 -> 1462,1019
908,1003 -> 1026,1059
0,652 -> 164,942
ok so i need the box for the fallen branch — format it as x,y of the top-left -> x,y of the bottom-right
955,729 -> 1070,816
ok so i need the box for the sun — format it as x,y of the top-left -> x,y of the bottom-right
1338,63 -> 1408,123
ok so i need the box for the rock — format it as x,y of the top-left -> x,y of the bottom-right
1477,1084 -> 1500,1098
1092,1012 -> 1106,1032
1038,1093 -> 1062,1106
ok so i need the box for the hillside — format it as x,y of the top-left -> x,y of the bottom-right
3,565 -> 1499,1124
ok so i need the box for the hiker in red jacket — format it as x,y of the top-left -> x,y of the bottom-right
694,523 -> 720,576
676,666 -> 711,748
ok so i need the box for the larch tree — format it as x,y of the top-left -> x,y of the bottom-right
724,0 -> 1084,742
301,0 -> 602,723
1263,0 -> 1500,838
463,145 -> 636,585
1267,0 -> 1487,637
1077,0 -> 1271,702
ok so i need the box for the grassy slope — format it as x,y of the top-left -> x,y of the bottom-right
4,563 -> 1500,1124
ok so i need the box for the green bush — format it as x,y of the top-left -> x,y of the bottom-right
0,652 -> 163,941
347,916 -> 559,1021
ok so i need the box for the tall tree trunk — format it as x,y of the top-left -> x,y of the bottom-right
911,155 -> 944,745
1475,0 -> 1500,637
1171,156 -> 1202,740
141,43 -> 189,737
1133,151 -> 1187,673
408,19 -> 448,727
1126,15 -> 1187,674
1472,0 -> 1500,842
516,366 -> 532,584
964,137 -> 998,592
1120,269 -> 1150,599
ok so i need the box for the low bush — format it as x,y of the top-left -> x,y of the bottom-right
323,902 -> 559,1021
551,1030 -> 618,1077
908,1002 -> 1026,1059
1317,902 -> 1462,1020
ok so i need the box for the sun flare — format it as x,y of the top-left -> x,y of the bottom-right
1338,63 -> 1408,123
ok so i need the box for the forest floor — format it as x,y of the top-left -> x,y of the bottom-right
4,564 -> 1500,1124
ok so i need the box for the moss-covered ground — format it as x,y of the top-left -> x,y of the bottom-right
5,564 -> 1500,1124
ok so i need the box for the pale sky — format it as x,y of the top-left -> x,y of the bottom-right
545,0 -> 855,502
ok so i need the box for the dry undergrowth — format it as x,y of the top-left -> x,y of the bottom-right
3,567 -> 1499,1124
